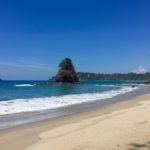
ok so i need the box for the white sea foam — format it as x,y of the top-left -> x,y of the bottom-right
0,86 -> 137,115
14,84 -> 35,87
101,84 -> 120,87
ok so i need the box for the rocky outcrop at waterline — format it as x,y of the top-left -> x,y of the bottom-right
54,58 -> 79,84
36,58 -> 79,86
144,80 -> 150,84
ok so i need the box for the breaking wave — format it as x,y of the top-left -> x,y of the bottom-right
0,86 -> 137,115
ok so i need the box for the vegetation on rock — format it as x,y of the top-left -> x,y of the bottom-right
55,58 -> 79,83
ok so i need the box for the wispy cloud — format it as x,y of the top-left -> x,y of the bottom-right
0,60 -> 56,72
132,66 -> 147,74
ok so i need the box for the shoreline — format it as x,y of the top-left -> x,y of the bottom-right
0,85 -> 150,130
1,91 -> 150,150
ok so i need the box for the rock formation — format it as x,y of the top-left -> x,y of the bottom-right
144,80 -> 150,84
54,58 -> 79,84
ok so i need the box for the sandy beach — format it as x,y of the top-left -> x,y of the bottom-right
1,93 -> 150,150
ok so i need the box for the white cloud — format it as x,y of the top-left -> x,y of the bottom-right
132,66 -> 147,74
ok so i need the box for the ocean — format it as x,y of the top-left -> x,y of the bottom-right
0,80 -> 143,115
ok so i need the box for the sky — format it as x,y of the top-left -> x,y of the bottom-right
0,0 -> 150,80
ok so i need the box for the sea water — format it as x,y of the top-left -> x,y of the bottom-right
0,80 -> 142,115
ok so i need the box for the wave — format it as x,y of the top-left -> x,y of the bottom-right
100,84 -> 140,87
0,86 -> 137,115
14,84 -> 35,87
100,84 -> 120,87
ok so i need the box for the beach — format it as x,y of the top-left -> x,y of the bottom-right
1,92 -> 150,150
1,0 -> 150,149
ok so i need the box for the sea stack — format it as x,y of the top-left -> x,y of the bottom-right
54,58 -> 79,84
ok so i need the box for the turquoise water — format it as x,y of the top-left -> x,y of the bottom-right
0,80 -> 142,115
0,80 -> 142,100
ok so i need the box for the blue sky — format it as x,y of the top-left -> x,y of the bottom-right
0,0 -> 150,80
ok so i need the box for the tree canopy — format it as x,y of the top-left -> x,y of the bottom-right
77,72 -> 150,81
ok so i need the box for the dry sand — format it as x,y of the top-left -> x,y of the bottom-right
1,93 -> 150,150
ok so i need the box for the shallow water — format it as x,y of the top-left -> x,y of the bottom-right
0,80 -> 142,115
